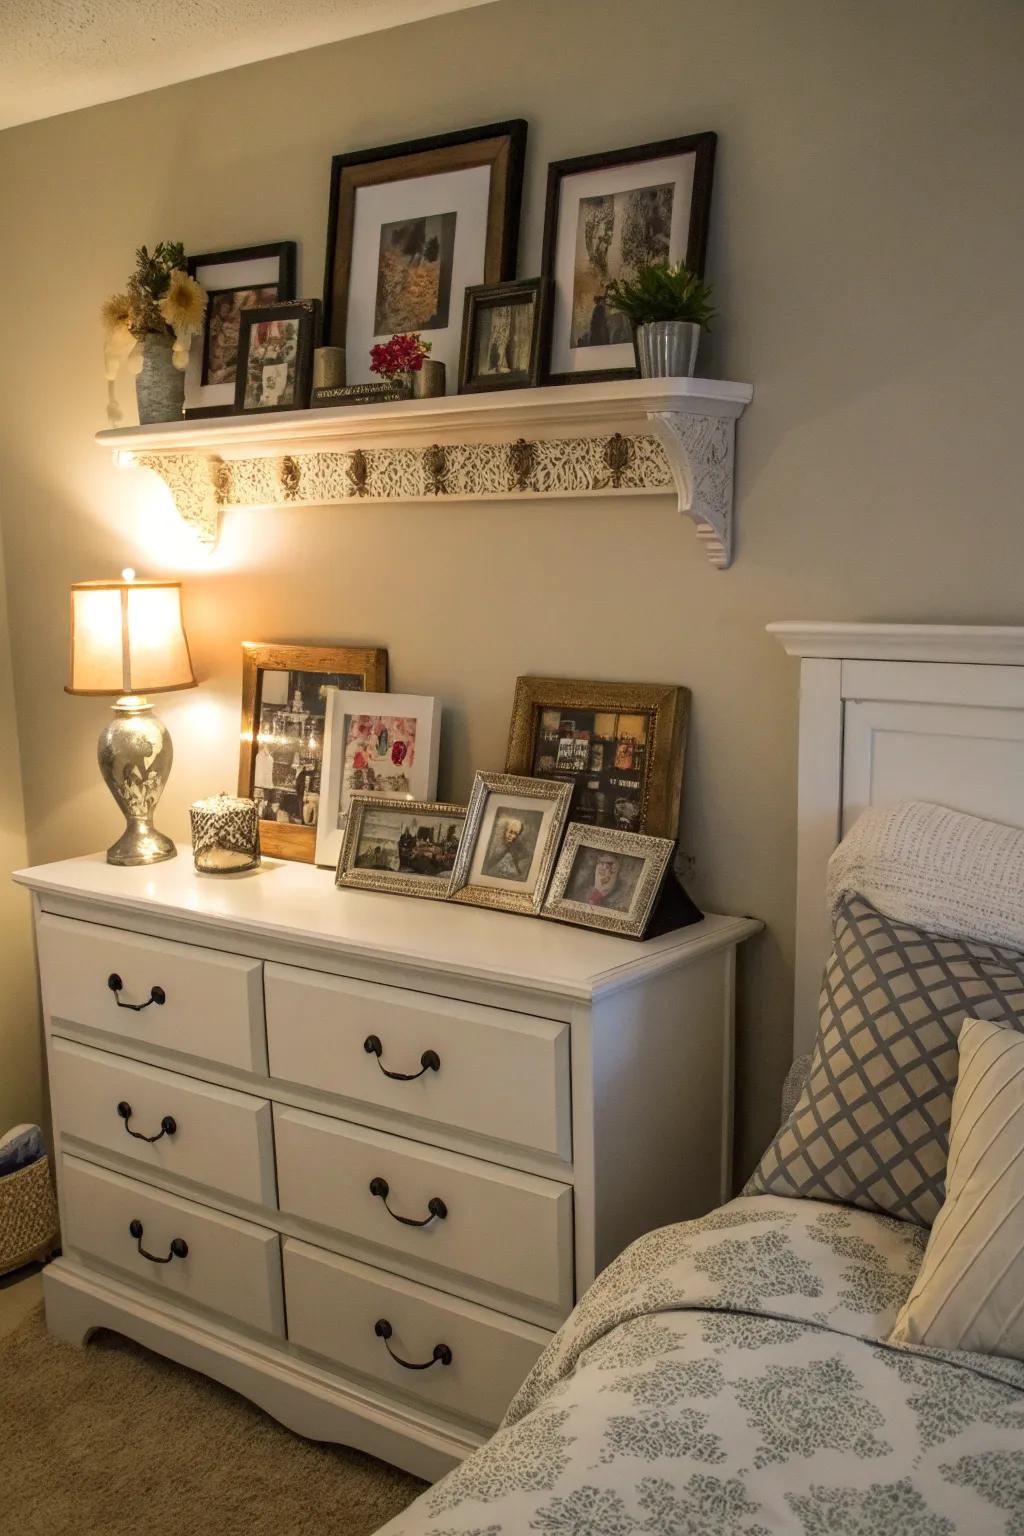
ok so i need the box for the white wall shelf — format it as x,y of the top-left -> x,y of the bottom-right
97,377 -> 753,567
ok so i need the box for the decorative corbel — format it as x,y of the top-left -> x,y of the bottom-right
645,412 -> 736,568
132,452 -> 225,547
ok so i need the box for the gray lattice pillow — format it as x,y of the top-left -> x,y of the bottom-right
746,897 -> 1024,1226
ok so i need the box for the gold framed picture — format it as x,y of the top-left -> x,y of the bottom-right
504,677 -> 689,839
448,772 -> 572,915
237,642 -> 388,864
336,795 -> 467,901
541,825 -> 675,938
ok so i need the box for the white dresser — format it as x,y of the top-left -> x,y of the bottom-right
16,851 -> 759,1479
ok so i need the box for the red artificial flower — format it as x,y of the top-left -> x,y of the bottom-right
369,332 -> 431,379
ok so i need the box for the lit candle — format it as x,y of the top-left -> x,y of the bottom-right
190,794 -> 261,874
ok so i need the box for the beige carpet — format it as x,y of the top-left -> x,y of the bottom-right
1,1302 -> 425,1536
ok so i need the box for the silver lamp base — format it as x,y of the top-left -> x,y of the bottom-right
98,696 -> 177,866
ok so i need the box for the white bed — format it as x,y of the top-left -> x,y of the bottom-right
377,622 -> 1024,1536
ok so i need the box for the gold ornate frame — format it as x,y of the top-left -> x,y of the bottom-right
504,677 -> 690,840
448,772 -> 572,915
542,825 -> 675,939
335,795 -> 467,901
238,641 -> 388,864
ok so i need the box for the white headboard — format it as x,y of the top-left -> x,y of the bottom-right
769,622 -> 1024,1055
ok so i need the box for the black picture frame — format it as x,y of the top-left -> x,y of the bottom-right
234,299 -> 320,415
458,277 -> 548,393
539,132 -> 716,387
184,242 -> 297,419
322,121 -> 527,389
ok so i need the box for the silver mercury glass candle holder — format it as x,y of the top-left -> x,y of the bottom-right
190,794 -> 261,874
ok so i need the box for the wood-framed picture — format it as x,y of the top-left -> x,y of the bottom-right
504,676 -> 689,839
237,642 -> 388,863
448,771 -> 571,915
336,795 -> 466,900
234,300 -> 320,414
458,277 -> 548,393
322,120 -> 527,394
539,131 -> 716,386
542,825 -> 675,938
184,242 -> 297,418
314,691 -> 442,869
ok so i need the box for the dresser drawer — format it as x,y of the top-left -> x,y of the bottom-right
52,1038 -> 276,1207
283,1239 -> 548,1428
266,965 -> 570,1161
275,1106 -> 573,1316
61,1156 -> 284,1335
37,914 -> 266,1074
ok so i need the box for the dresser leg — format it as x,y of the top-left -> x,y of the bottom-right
42,1259 -> 103,1347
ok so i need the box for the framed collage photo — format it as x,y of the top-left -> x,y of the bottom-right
238,642 -> 388,864
235,299 -> 320,414
542,826 -> 675,938
505,677 -> 689,839
184,242 -> 296,418
540,131 -> 716,385
449,772 -> 571,915
336,795 -> 466,900
458,278 -> 548,393
315,692 -> 441,869
322,121 -> 526,393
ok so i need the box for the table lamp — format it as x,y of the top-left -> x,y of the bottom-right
66,570 -> 196,865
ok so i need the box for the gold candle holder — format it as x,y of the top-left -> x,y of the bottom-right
190,794 -> 261,874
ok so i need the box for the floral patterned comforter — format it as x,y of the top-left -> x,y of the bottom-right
376,1196 -> 1024,1535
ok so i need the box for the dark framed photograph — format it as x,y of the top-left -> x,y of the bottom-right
184,242 -> 296,417
504,676 -> 690,839
449,772 -> 572,915
322,121 -> 527,394
542,826 -> 675,938
458,278 -> 548,393
539,132 -> 716,385
336,795 -> 467,900
234,300 -> 320,414
237,642 -> 388,863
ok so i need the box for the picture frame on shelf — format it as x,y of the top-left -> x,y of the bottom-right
184,242 -> 297,418
315,691 -> 442,869
542,825 -> 675,938
457,277 -> 548,393
235,299 -> 321,414
322,120 -> 527,394
504,676 -> 689,839
448,771 -> 571,915
336,795 -> 466,900
539,132 -> 716,386
238,642 -> 388,864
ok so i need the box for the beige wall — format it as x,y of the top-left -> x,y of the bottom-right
0,0 -> 1021,1175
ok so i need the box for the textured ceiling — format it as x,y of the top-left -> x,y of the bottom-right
0,0 -> 495,129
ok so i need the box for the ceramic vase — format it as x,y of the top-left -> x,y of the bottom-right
135,332 -> 185,424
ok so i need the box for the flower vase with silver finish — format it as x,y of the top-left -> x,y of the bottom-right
99,696 -> 177,865
412,359 -> 446,398
634,320 -> 701,379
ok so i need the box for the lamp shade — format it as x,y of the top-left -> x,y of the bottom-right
66,578 -> 196,696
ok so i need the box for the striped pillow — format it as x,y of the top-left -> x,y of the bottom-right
889,1017 -> 1024,1362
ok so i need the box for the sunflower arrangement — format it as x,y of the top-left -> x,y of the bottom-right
101,242 -> 206,423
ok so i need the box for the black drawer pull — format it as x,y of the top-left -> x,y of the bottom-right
369,1177 -> 447,1227
128,1218 -> 188,1264
374,1318 -> 452,1370
108,974 -> 166,1011
364,1035 -> 440,1081
117,1101 -> 177,1143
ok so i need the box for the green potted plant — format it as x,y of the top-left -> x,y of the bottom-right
604,260 -> 716,379
101,243 -> 207,425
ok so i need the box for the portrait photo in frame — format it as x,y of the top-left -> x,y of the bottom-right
542,826 -> 676,938
458,277 -> 548,393
234,300 -> 320,414
315,691 -> 442,869
449,772 -> 571,915
184,242 -> 296,418
504,676 -> 689,839
322,121 -> 527,392
540,132 -> 716,385
336,795 -> 466,901
238,642 -> 388,864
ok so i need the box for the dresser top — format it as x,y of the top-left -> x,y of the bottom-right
15,851 -> 760,1002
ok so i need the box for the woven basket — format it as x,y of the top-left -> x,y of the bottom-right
0,1154 -> 59,1276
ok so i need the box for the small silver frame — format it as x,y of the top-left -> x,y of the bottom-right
448,772 -> 572,915
541,824 -> 675,937
336,795 -> 467,901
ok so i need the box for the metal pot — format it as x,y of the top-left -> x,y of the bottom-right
135,333 -> 185,423
411,359 -> 447,399
634,320 -> 700,379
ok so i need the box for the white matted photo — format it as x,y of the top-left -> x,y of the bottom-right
315,691 -> 441,868
542,825 -> 675,938
184,243 -> 296,417
449,772 -> 572,915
